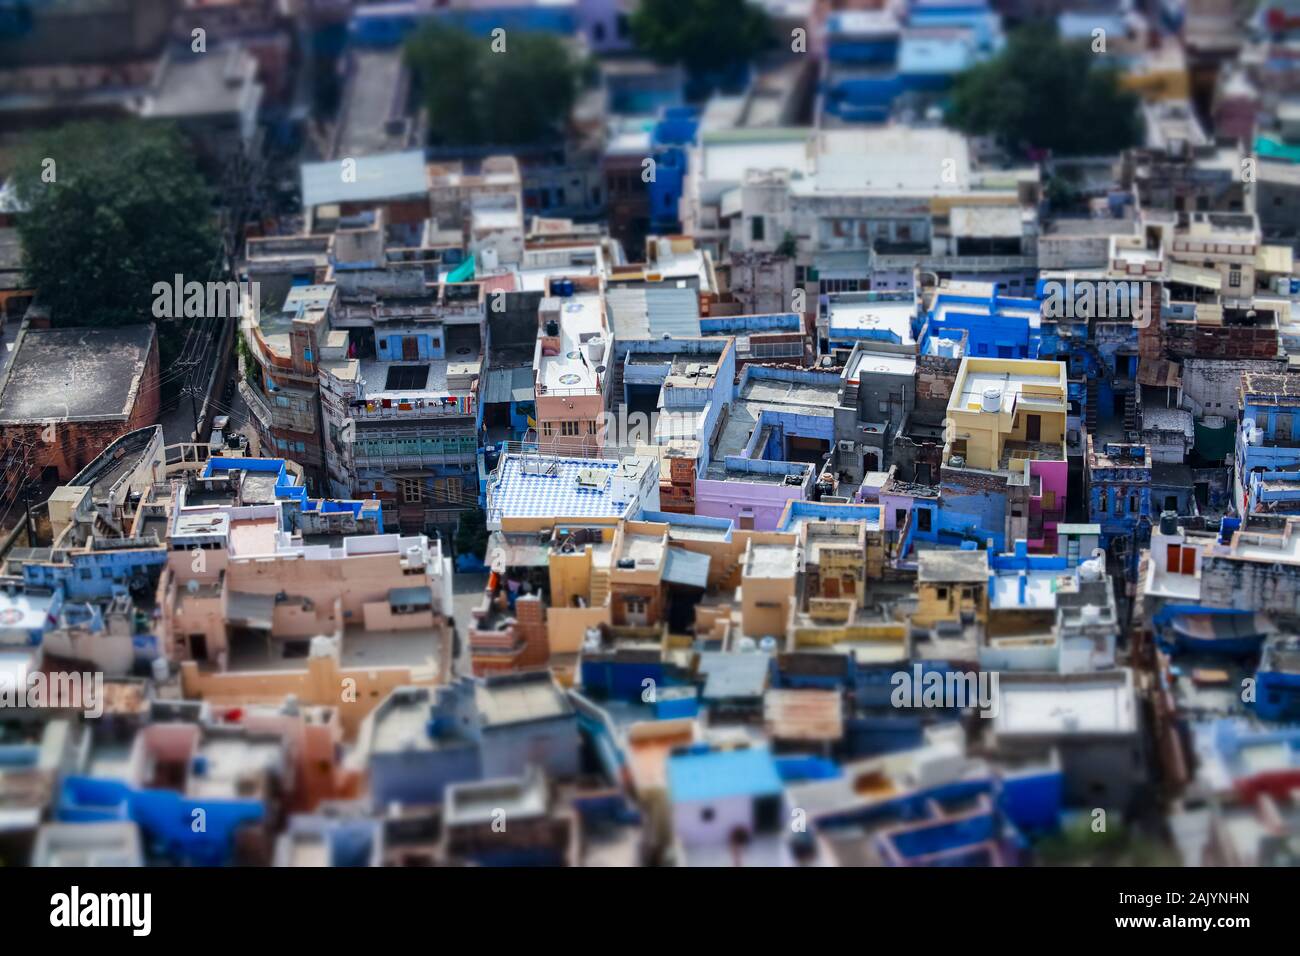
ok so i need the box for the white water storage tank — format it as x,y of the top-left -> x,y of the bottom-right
151,656 -> 170,682
586,337 -> 605,364
981,386 -> 1003,413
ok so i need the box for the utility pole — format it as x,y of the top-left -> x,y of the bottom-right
21,477 -> 35,546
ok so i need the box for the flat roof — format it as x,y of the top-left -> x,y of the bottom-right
539,295 -> 605,393
954,361 -> 1066,415
827,297 -> 915,342
491,456 -> 649,522
476,674 -> 572,727
918,550 -> 989,583
995,671 -> 1137,736
847,348 -> 916,380
0,326 -> 155,424
667,746 -> 784,803
301,149 -> 427,209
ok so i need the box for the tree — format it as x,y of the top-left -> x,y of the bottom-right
631,0 -> 771,82
11,120 -> 221,329
404,25 -> 583,147
946,24 -> 1142,158
454,508 -> 489,565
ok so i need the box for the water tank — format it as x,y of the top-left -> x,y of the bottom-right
949,455 -> 965,469
586,337 -> 605,364
1159,511 -> 1178,535
1079,557 -> 1103,582
981,387 -> 1002,413
583,627 -> 601,651
759,636 -> 779,654
309,635 -> 335,658
736,636 -> 757,652
151,656 -> 170,682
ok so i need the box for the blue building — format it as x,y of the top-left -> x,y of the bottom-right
920,280 -> 1041,360
1084,441 -> 1152,575
1255,635 -> 1300,723
1237,372 -> 1300,515
648,107 -> 699,235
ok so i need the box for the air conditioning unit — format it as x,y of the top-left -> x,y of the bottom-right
837,440 -> 855,452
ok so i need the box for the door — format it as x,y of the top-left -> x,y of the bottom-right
402,336 -> 419,360
1026,414 -> 1041,442
917,508 -> 932,532
189,634 -> 208,662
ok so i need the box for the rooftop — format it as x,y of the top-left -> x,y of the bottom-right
0,325 -> 156,424
300,150 -> 427,210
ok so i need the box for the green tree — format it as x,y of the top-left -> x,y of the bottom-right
947,23 -> 1142,158
630,0 -> 771,79
11,120 -> 220,329
404,25 -> 583,147
454,508 -> 489,562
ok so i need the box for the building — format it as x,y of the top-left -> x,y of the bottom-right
939,357 -> 1068,553
0,326 -> 160,506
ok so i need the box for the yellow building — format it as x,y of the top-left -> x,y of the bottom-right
944,357 -> 1068,473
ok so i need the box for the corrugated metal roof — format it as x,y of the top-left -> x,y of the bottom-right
300,149 -> 427,209
606,286 -> 701,341
482,366 -> 534,405
663,547 -> 711,589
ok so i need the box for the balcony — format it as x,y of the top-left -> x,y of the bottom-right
350,395 -> 476,421
239,381 -> 318,435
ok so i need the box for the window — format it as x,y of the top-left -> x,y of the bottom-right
400,479 -> 422,504
751,216 -> 765,242
1099,489 -> 1108,513
1229,270 -> 1242,288
561,420 -> 580,436
542,422 -> 554,437
585,420 -> 598,435
700,807 -> 715,823
624,596 -> 647,614
1129,493 -> 1139,514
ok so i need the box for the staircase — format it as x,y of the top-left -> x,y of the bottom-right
1084,378 -> 1099,433
589,567 -> 610,607
1123,389 -> 1140,436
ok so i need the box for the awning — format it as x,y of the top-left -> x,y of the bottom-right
1168,262 -> 1221,291
226,591 -> 275,630
1138,357 -> 1181,389
663,547 -> 710,589
1170,613 -> 1275,642
447,257 -> 475,283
